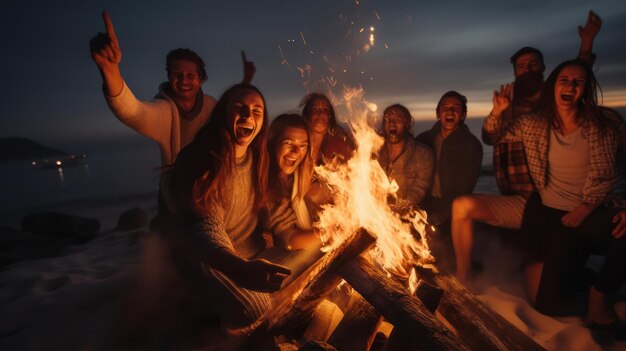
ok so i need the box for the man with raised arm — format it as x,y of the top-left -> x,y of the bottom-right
90,12 -> 255,166
451,11 -> 602,282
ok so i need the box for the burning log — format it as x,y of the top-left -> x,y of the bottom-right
266,227 -> 376,334
339,257 -> 470,351
422,269 -> 547,351
327,293 -> 382,351
230,227 -> 376,338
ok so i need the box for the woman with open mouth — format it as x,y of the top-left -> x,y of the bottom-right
163,83 -> 292,330
258,113 -> 327,285
483,59 -> 626,333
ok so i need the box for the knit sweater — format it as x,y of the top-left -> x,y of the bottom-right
105,81 -> 216,165
178,151 -> 270,326
190,151 -> 265,259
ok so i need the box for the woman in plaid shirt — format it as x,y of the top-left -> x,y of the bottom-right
484,59 -> 626,328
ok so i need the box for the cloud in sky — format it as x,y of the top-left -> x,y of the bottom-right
1,0 -> 625,146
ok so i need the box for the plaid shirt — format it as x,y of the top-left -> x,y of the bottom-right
484,111 -> 624,205
493,142 -> 535,198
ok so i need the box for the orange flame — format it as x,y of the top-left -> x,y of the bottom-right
314,87 -> 433,281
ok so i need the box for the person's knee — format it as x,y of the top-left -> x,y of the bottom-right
452,195 -> 479,220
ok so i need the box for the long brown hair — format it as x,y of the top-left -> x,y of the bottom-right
169,84 -> 270,213
267,114 -> 313,205
537,59 -> 618,133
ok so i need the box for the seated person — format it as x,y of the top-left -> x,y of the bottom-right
263,114 -> 325,283
452,10 -> 603,282
484,60 -> 626,326
164,83 -> 290,329
300,93 -> 355,166
300,93 -> 357,214
416,92 -> 483,230
377,104 -> 434,214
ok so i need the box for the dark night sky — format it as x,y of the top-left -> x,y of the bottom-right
1,0 -> 625,148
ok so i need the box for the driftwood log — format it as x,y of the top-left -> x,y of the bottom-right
230,227 -> 377,338
327,293 -> 382,351
420,269 -> 547,351
339,257 -> 470,351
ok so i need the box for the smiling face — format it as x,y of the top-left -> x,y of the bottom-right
554,64 -> 587,111
167,59 -> 203,103
307,98 -> 331,134
437,96 -> 466,136
227,88 -> 265,152
276,127 -> 309,177
383,107 -> 409,144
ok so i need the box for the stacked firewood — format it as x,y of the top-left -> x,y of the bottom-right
233,228 -> 546,351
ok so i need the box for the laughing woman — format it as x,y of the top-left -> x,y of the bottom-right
165,84 -> 291,328
266,114 -> 319,251
483,59 -> 626,325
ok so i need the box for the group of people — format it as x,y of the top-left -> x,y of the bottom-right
91,9 -> 626,337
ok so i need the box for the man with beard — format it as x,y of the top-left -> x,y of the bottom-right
416,92 -> 483,269
377,104 -> 434,214
451,11 -> 602,282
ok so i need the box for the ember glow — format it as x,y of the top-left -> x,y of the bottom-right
315,87 -> 433,281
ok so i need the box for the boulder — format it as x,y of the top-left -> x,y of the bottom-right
116,207 -> 149,231
21,212 -> 100,243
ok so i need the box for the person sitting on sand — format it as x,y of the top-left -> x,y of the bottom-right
451,10 -> 603,282
265,114 -> 320,251
164,83 -> 291,328
483,60 -> 626,327
377,104 -> 434,215
415,91 -> 482,268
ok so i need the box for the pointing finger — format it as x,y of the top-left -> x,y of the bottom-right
102,11 -> 118,44
241,50 -> 247,62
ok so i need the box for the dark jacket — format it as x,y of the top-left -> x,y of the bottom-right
416,121 -> 483,223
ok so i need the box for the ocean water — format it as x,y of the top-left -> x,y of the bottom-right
0,119 -> 500,225
0,138 -> 161,217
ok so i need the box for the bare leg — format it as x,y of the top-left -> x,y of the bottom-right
524,262 -> 543,304
451,195 -> 501,282
586,286 -> 615,325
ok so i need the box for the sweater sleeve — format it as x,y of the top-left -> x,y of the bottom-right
266,199 -> 300,248
105,81 -> 172,146
185,204 -> 236,255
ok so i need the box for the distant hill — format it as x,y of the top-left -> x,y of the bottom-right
0,137 -> 67,161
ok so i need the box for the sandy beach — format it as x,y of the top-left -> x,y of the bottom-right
1,194 -> 625,350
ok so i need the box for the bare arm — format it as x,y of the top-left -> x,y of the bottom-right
90,12 -> 124,97
577,10 -> 602,64
483,83 -> 515,143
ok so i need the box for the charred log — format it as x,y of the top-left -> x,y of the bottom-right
339,257 -> 470,351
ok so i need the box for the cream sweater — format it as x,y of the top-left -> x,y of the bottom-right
105,81 -> 216,165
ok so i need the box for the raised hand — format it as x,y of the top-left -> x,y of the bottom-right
579,10 -> 602,43
490,83 -> 513,118
90,12 -> 122,70
89,12 -> 124,96
241,50 -> 256,84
